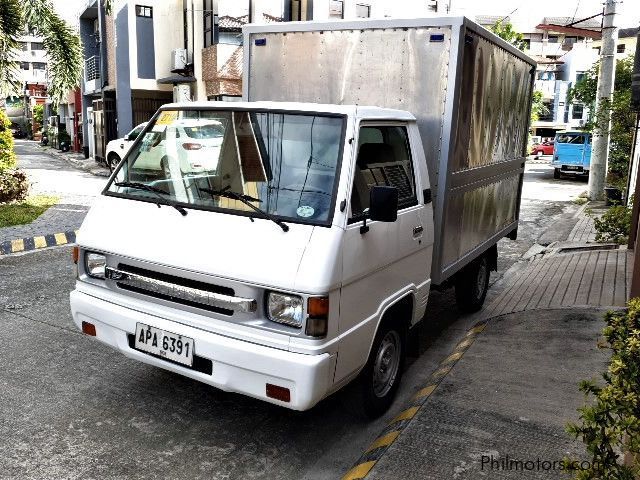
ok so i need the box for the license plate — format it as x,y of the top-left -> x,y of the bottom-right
134,323 -> 194,367
565,165 -> 580,171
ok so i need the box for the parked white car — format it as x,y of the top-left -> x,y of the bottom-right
105,122 -> 147,171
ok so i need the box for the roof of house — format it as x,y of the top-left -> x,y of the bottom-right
219,15 -> 248,31
218,13 -> 283,31
619,27 -> 639,38
475,14 -> 601,33
542,16 -> 602,29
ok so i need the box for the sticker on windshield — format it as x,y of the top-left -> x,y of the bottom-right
296,206 -> 315,218
156,110 -> 178,125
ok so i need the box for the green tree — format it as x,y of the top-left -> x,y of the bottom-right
32,104 -> 43,125
0,0 -> 82,104
0,109 -> 16,170
568,56 -> 635,188
490,20 -> 527,51
530,90 -> 549,123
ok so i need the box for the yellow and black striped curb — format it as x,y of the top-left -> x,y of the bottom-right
342,321 -> 488,480
0,230 -> 77,255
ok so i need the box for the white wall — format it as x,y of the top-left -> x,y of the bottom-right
126,0 -> 181,92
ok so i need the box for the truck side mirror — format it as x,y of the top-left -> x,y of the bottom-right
360,186 -> 398,234
370,186 -> 398,222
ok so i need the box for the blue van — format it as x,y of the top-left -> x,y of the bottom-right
552,131 -> 592,179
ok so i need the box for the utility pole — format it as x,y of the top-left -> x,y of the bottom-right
588,0 -> 618,200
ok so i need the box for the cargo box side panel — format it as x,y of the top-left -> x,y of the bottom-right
247,27 -> 450,192
440,30 -> 532,279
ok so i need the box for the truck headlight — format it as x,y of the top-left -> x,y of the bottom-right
266,292 -> 303,328
85,252 -> 106,279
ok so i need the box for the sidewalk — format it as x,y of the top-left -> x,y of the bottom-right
37,145 -> 110,178
345,210 -> 630,479
0,142 -> 107,255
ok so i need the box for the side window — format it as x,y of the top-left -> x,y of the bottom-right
349,125 -> 417,221
128,125 -> 144,141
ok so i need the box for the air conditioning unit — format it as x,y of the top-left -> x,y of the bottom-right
173,84 -> 191,103
171,48 -> 187,71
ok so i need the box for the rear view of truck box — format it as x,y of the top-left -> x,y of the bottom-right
243,17 -> 535,285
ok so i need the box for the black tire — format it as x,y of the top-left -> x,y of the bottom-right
347,320 -> 406,419
455,254 -> 490,313
107,153 -> 120,172
553,168 -> 561,179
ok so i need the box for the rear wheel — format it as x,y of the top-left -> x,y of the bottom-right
553,168 -> 561,179
455,254 -> 490,313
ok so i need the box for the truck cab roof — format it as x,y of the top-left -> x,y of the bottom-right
158,100 -> 416,122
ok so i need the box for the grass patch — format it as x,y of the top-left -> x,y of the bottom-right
0,195 -> 59,228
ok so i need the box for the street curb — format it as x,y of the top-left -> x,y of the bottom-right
341,321 -> 488,480
0,230 -> 77,255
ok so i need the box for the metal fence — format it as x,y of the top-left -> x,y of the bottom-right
85,55 -> 101,82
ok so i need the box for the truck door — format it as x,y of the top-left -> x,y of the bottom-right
336,123 -> 433,383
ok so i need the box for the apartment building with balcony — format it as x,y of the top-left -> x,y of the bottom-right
3,35 -> 49,134
79,0 -> 193,162
476,15 -> 602,138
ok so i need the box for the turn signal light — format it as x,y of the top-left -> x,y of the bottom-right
306,296 -> 329,337
266,383 -> 290,402
72,246 -> 79,264
308,296 -> 329,317
81,321 -> 96,336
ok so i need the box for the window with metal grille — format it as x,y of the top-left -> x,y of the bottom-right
32,62 -> 46,71
617,44 -> 626,53
135,5 -> 152,17
30,42 -> 43,50
203,0 -> 215,48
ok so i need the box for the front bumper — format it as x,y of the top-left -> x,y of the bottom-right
70,289 -> 336,411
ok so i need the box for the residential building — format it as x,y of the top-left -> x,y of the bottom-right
592,26 -> 638,59
476,15 -> 602,138
3,34 -> 49,136
79,0 -> 199,162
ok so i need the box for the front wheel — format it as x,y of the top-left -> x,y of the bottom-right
107,153 -> 120,172
350,322 -> 406,418
455,254 -> 490,313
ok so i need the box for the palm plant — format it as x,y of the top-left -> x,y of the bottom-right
0,0 -> 82,104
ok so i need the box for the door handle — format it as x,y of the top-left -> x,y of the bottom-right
413,225 -> 424,236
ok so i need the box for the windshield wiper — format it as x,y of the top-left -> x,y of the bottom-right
199,186 -> 289,232
114,181 -> 188,216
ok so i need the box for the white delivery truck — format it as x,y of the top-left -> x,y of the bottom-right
70,17 -> 534,417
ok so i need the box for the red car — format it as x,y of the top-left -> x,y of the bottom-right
530,141 -> 554,156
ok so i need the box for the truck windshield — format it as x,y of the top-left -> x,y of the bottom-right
105,109 -> 345,225
555,134 -> 585,144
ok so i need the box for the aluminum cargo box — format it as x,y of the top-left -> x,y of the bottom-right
243,17 -> 535,284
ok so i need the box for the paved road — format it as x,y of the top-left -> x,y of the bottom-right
0,159 -> 588,479
0,141 -> 107,245
16,140 -> 106,205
